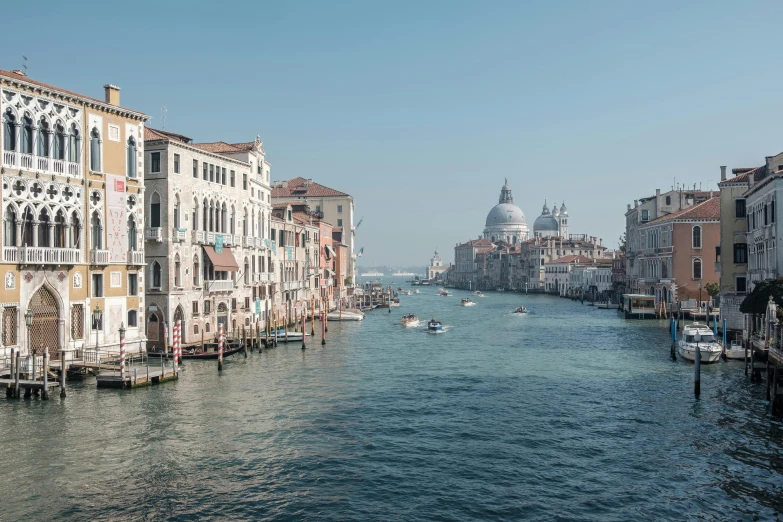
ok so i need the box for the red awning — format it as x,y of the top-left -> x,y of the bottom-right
203,246 -> 239,272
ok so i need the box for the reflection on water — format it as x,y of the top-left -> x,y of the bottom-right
1,288 -> 782,521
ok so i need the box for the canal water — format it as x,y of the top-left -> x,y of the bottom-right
1,287 -> 782,521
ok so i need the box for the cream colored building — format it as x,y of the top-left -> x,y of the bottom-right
0,69 -> 148,362
718,166 -> 752,331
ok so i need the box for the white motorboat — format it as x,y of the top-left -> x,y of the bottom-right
461,298 -> 476,307
401,314 -> 420,328
326,310 -> 364,321
596,302 -> 614,309
512,306 -> 527,314
413,289 -> 420,294
428,319 -> 444,333
260,330 -> 308,342
438,288 -> 451,296
400,290 -> 412,296
496,287 -> 505,292
390,298 -> 401,308
473,291 -> 484,297
725,340 -> 746,360
677,323 -> 723,363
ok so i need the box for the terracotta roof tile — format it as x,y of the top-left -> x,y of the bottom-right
550,255 -> 593,264
228,141 -> 259,151
271,177 -> 350,198
647,196 -> 720,223
0,68 -> 106,105
191,141 -> 243,153
143,127 -> 193,143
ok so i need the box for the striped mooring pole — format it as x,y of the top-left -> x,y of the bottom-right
119,323 -> 126,382
218,323 -> 224,372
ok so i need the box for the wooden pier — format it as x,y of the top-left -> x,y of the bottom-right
96,366 -> 178,389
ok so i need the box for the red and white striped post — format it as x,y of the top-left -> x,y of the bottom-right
119,323 -> 126,382
218,323 -> 224,372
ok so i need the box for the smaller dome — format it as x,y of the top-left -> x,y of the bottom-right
553,207 -> 560,217
560,202 -> 568,215
534,214 -> 559,232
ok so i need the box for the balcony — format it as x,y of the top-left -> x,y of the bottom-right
2,151 -> 80,178
128,250 -> 145,265
205,279 -> 234,293
173,228 -> 186,242
90,249 -> 110,265
244,236 -> 255,249
10,247 -> 81,265
192,230 -> 206,244
145,227 -> 162,242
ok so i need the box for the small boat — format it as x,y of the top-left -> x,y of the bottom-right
259,329 -> 309,342
724,340 -> 746,360
148,342 -> 244,359
677,323 -> 723,363
596,302 -> 613,309
473,290 -> 484,297
401,314 -> 420,328
326,311 -> 364,321
390,298 -> 401,308
400,290 -> 412,296
397,287 -> 403,291
496,287 -> 505,292
427,319 -> 444,333
438,288 -> 451,296
512,306 -> 527,314
461,297 -> 476,307
413,289 -> 420,294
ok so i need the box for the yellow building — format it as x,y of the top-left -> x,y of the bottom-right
718,166 -> 752,331
0,69 -> 149,362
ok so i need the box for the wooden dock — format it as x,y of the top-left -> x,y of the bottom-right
96,365 -> 178,389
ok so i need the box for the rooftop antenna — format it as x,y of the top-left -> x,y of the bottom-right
161,106 -> 167,130
22,55 -> 28,76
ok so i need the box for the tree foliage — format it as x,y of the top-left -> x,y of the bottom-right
705,282 -> 720,298
740,277 -> 783,315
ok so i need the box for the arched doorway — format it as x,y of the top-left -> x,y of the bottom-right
173,305 -> 185,343
28,286 -> 60,358
147,312 -> 159,343
217,303 -> 228,335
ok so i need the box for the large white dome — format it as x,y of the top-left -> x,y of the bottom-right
486,203 -> 527,226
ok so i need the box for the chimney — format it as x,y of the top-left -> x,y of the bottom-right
720,165 -> 727,181
282,181 -> 288,188
11,69 -> 26,77
766,156 -> 773,170
104,84 -> 120,106
634,199 -> 638,207
627,203 -> 631,211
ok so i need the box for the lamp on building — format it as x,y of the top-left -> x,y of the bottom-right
92,304 -> 103,351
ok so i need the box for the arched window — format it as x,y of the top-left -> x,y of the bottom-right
37,118 -> 50,157
209,200 -> 214,232
152,261 -> 161,288
192,198 -> 199,230
202,200 -> 208,232
193,254 -> 199,286
38,207 -> 50,247
127,310 -> 138,328
3,112 -> 16,151
127,136 -> 137,177
244,258 -> 250,285
205,322 -> 210,333
22,207 -> 33,246
243,209 -> 248,235
693,257 -> 702,280
174,254 -> 181,287
150,192 -> 161,228
70,213 -> 81,249
221,203 -> 227,232
53,124 -> 65,160
173,196 -> 180,229
91,210 -> 102,249
665,195 -> 671,206
68,124 -> 80,163
127,215 -> 137,251
54,210 -> 65,248
22,116 -> 33,154
4,208 -> 16,246
230,206 -> 235,234
90,127 -> 101,171
692,225 -> 702,248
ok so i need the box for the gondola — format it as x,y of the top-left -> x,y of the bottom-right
146,342 -> 244,360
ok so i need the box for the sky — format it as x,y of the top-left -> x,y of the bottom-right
4,0 -> 783,267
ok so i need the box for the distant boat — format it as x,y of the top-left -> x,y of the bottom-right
512,306 -> 527,314
401,314 -> 420,328
392,271 -> 417,277
327,310 -> 364,321
473,291 -> 484,297
413,288 -> 420,294
438,288 -> 451,296
390,298 -> 401,308
496,287 -> 505,292
461,298 -> 476,307
428,319 -> 444,333
360,270 -> 384,277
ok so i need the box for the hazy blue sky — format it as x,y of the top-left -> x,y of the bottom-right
4,1 -> 783,267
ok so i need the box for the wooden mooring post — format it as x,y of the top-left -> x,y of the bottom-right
60,349 -> 66,398
694,337 -> 701,397
42,348 -> 49,400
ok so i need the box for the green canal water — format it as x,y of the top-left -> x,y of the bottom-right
1,288 -> 782,521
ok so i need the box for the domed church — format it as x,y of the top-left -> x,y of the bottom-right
483,180 -> 529,244
533,200 -> 568,238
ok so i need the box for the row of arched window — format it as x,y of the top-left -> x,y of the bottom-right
3,112 -> 81,163
3,207 -> 81,248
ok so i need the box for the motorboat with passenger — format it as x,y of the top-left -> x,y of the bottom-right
461,298 -> 476,307
438,288 -> 451,296
677,323 -> 723,363
428,319 -> 444,333
473,290 -> 484,297
512,306 -> 528,314
401,314 -> 420,328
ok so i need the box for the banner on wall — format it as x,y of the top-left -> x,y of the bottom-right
106,174 -> 127,263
